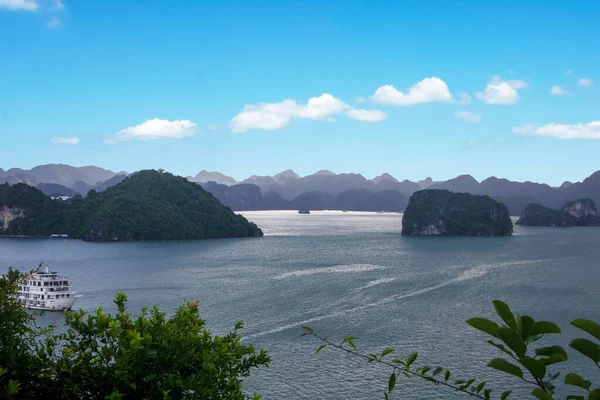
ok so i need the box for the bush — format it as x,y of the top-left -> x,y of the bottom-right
0,268 -> 270,400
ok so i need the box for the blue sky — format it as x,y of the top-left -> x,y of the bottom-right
1,0 -> 599,185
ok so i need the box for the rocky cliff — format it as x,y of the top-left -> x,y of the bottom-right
401,189 -> 513,236
0,206 -> 25,231
516,199 -> 600,227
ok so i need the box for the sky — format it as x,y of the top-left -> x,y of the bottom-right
1,0 -> 599,185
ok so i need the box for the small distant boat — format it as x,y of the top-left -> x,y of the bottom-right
342,209 -> 348,213
298,209 -> 311,214
50,234 -> 68,238
17,264 -> 77,311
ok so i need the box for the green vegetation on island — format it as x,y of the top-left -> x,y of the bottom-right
516,198 -> 600,227
401,189 -> 513,236
0,170 -> 263,241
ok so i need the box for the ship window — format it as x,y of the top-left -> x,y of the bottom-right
66,294 -> 70,298
44,282 -> 48,286
37,282 -> 40,286
41,295 -> 44,299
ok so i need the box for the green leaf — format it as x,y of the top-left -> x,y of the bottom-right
487,340 -> 516,357
493,300 -> 517,330
518,358 -> 546,380
531,321 -> 561,335
476,381 -> 486,393
589,389 -> 600,400
564,373 -> 591,390
565,396 -> 584,400
487,358 -> 523,379
497,326 -> 527,358
432,367 -> 444,376
531,388 -> 553,400
501,390 -> 512,400
405,352 -> 418,369
444,370 -> 450,382
342,336 -> 358,350
570,338 -> 600,363
380,348 -> 394,359
466,318 -> 501,339
300,325 -> 313,333
315,344 -> 327,355
388,372 -> 396,393
520,315 -> 535,341
535,346 -> 568,359
484,388 -> 492,400
420,366 -> 431,375
571,319 -> 600,341
539,353 -> 567,366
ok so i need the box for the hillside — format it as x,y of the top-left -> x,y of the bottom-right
402,189 -> 513,236
515,199 -> 600,227
0,183 -> 64,235
0,171 -> 263,241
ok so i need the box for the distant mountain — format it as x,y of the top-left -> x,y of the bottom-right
189,170 -> 237,186
372,173 -> 398,185
273,169 -> 300,181
200,182 -> 408,212
35,183 -> 77,197
1,164 -> 120,187
430,174 -> 480,194
417,177 -> 434,189
312,170 -> 337,176
90,174 -> 128,193
241,175 -> 277,188
200,182 -> 265,211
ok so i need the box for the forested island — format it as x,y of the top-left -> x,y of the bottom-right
515,198 -> 600,227
401,189 -> 513,236
0,170 -> 262,241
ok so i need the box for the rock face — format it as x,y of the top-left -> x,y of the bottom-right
516,199 -> 600,227
401,189 -> 513,236
0,206 -> 25,230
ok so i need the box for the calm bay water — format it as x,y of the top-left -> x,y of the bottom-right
1,211 -> 599,399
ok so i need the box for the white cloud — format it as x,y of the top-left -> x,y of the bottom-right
45,16 -> 62,29
52,0 -> 63,10
0,0 -> 38,10
513,121 -> 600,139
50,137 -> 79,145
371,77 -> 453,106
454,110 -> 481,123
230,93 -> 348,133
476,75 -> 528,104
458,93 -> 472,105
108,119 -> 198,143
345,109 -> 387,122
550,85 -> 570,95
577,78 -> 594,87
230,93 -> 388,132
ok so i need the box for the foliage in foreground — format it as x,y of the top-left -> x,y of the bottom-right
304,300 -> 600,399
0,268 -> 270,400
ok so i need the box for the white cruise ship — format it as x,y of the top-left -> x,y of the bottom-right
18,265 -> 77,311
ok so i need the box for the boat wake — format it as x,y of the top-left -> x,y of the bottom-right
273,264 -> 386,280
244,259 -> 551,340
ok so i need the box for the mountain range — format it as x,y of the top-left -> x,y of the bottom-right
2,164 -> 600,215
